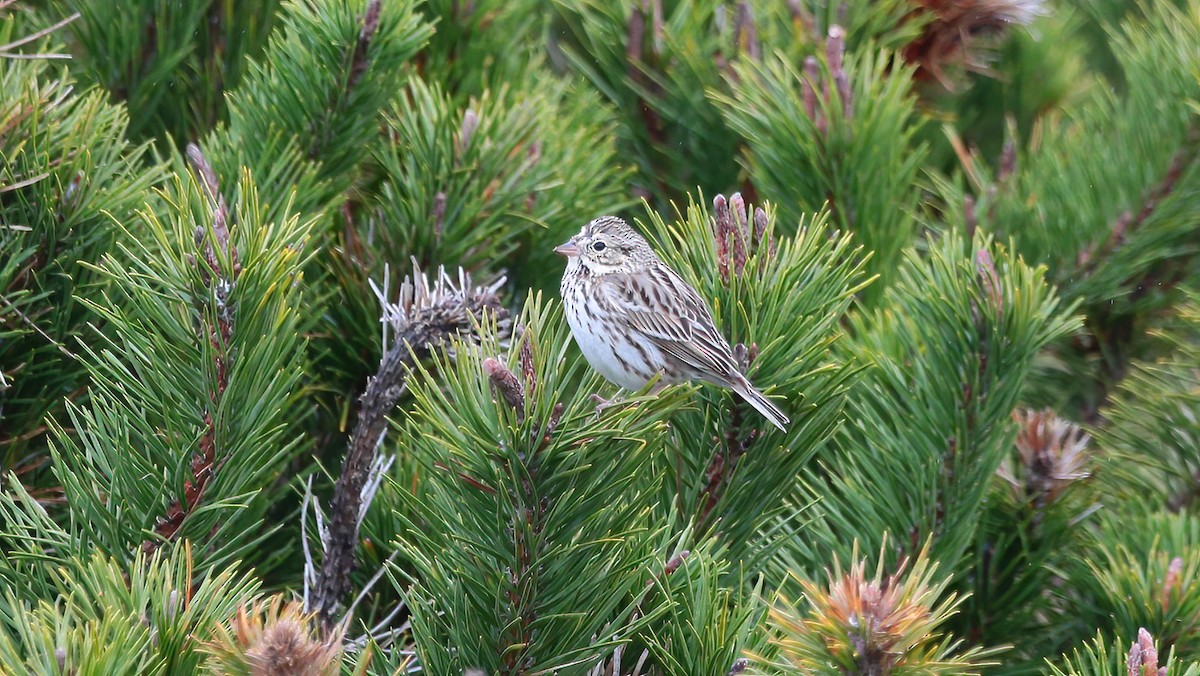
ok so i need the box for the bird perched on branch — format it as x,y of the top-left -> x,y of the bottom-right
555,216 -> 789,431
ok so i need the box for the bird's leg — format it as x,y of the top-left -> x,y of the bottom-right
591,391 -> 624,417
591,381 -> 669,417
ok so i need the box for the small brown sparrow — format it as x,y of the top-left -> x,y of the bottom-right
556,216 -> 788,431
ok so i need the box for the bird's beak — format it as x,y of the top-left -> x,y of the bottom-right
554,239 -> 581,257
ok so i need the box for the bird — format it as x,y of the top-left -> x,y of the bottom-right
554,215 -> 789,431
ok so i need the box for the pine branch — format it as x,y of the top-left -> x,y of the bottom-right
962,407 -> 1096,661
551,0 -> 747,201
1077,128 -> 1198,275
347,1 -> 381,99
638,195 -> 865,562
30,161 -> 315,576
1061,506 -> 1200,662
309,0 -> 383,161
410,0 -> 546,100
44,0 -> 280,143
364,75 -> 632,287
1073,125 -> 1200,422
695,194 -> 772,532
1050,628 -> 1200,676
940,1 -> 1200,417
0,11 -> 77,58
393,296 -> 688,673
479,355 -> 561,673
141,145 -> 237,557
0,542 -> 263,674
795,229 -> 1077,581
718,29 -> 928,296
1093,294 -> 1200,511
623,0 -> 669,195
204,0 -> 432,217
632,538 -> 768,675
697,396 -> 755,530
312,263 -> 507,632
1,10 -> 163,469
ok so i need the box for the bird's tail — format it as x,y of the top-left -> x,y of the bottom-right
731,376 -> 789,432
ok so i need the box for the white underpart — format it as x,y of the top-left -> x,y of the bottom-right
562,257 -> 661,391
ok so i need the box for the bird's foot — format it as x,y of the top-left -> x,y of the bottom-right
591,382 -> 668,418
591,392 -> 622,418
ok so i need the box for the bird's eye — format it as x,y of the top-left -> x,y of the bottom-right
592,241 -> 607,252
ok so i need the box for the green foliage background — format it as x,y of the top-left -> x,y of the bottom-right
2,0 -> 1199,673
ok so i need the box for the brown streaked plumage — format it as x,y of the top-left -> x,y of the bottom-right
555,216 -> 789,431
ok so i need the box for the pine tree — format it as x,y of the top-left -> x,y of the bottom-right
2,0 -> 1200,674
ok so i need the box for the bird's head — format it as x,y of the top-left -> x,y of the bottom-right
554,216 -> 654,274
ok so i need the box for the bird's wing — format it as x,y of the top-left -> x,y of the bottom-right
600,267 -> 740,378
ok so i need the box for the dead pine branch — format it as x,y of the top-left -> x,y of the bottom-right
310,261 -> 507,633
